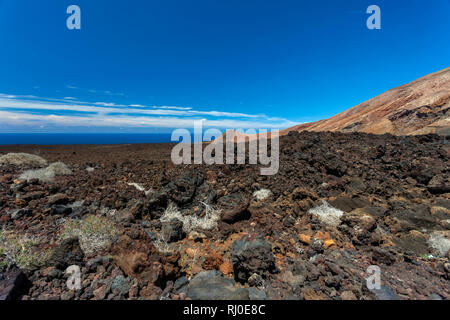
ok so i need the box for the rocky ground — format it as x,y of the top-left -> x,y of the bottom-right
0,131 -> 449,300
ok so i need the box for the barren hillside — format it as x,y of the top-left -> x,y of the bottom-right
282,67 -> 450,136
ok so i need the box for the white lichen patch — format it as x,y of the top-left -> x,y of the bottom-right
427,232 -> 450,257
253,189 -> 273,201
308,200 -> 344,227
127,182 -> 153,196
68,200 -> 84,209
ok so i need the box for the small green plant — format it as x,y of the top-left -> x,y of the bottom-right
419,253 -> 433,260
0,229 -> 51,269
61,215 -> 119,256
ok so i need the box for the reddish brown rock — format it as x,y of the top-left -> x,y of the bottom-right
93,285 -> 109,300
202,249 -> 224,271
340,290 -> 357,300
111,235 -> 180,286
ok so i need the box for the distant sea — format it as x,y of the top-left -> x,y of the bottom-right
0,133 -> 178,145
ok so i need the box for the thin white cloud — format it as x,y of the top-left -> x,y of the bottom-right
0,93 -> 296,130
0,95 -> 267,118
0,94 -> 17,99
0,110 -> 295,129
67,85 -> 124,96
94,102 -> 124,107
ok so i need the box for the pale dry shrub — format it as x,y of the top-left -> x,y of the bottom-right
19,161 -> 72,182
127,182 -> 145,192
0,153 -> 47,167
127,182 -> 153,196
160,202 -> 221,233
61,215 -> 119,256
153,232 -> 172,254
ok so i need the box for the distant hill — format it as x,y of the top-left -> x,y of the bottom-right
282,67 -> 450,136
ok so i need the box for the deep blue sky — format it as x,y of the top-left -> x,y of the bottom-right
0,0 -> 449,133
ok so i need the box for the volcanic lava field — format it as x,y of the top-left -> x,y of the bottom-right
0,131 -> 449,300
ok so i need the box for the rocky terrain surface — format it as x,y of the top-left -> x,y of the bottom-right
0,131 -> 449,300
282,67 -> 450,136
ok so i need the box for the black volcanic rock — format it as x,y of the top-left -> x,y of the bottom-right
0,265 -> 32,300
187,270 -> 249,300
219,193 -> 250,223
428,174 -> 450,194
47,238 -> 84,270
231,236 -> 277,283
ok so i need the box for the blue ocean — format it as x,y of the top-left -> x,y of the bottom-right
0,133 -> 177,145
